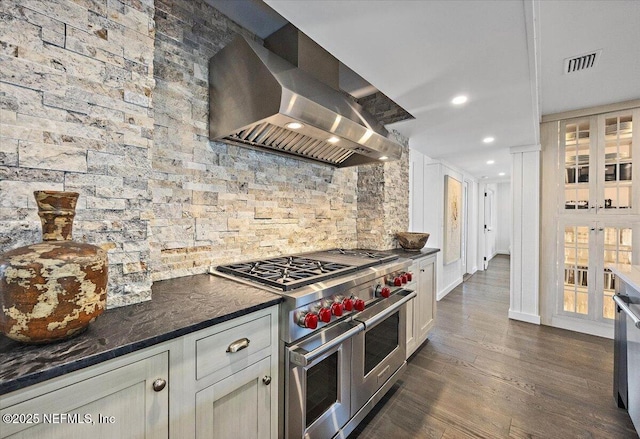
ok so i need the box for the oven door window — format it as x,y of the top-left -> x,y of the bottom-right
364,311 -> 400,375
306,351 -> 338,427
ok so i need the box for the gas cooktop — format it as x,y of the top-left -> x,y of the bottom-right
215,249 -> 397,292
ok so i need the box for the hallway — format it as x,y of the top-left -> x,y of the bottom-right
349,255 -> 637,438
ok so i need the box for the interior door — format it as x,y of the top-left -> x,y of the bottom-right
484,190 -> 494,270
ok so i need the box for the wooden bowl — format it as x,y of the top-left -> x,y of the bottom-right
396,232 -> 430,251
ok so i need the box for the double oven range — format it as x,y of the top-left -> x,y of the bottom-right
215,249 -> 415,439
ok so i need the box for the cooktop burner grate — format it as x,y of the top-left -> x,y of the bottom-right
217,256 -> 356,291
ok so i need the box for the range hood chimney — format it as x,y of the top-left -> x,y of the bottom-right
208,25 -> 403,167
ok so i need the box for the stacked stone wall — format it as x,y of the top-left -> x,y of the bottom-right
150,0 -> 358,281
0,0 -> 407,306
0,0 -> 156,306
356,130 -> 410,250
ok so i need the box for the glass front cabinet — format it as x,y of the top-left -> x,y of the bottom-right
557,108 -> 639,331
560,221 -> 638,324
561,109 -> 639,214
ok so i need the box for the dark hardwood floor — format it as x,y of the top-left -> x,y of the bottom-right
349,255 -> 638,438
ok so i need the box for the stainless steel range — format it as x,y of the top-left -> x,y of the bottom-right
214,249 -> 415,439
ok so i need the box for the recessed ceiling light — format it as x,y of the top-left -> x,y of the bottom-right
483,137 -> 495,143
286,122 -> 304,130
327,136 -> 339,143
499,172 -> 506,176
486,160 -> 495,165
379,156 -> 388,161
451,95 -> 468,105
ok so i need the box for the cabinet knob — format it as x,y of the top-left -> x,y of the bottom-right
262,376 -> 271,386
152,378 -> 167,392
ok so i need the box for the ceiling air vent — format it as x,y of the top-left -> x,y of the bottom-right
564,50 -> 602,74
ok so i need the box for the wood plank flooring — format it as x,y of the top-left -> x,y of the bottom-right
348,255 -> 638,438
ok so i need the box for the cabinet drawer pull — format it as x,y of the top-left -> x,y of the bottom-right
152,378 -> 166,392
226,338 -> 250,353
262,376 -> 271,386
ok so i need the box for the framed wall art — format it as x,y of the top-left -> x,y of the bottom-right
443,175 -> 462,265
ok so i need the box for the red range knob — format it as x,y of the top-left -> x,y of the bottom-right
297,312 -> 319,329
342,298 -> 354,311
304,313 -> 319,329
401,274 -> 408,284
331,302 -> 343,317
318,308 -> 331,323
394,276 -> 402,287
380,286 -> 391,298
406,272 -> 413,282
354,298 -> 366,312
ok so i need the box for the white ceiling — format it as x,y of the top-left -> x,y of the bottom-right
212,0 -> 640,180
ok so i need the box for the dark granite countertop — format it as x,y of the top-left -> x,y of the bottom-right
0,274 -> 281,396
385,247 -> 440,260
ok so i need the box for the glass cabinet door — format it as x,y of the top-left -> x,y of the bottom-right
599,111 -> 635,212
562,119 -> 595,212
602,226 -> 633,320
562,225 -> 591,316
560,222 -> 635,323
560,110 -> 637,214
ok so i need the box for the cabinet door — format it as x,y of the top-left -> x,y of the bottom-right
559,222 -> 595,319
405,263 -> 417,358
416,256 -> 436,342
559,221 -> 638,325
1,352 -> 169,439
195,357 -> 272,439
596,109 -> 639,214
561,117 -> 598,213
600,223 -> 635,322
405,296 -> 416,358
560,109 -> 639,215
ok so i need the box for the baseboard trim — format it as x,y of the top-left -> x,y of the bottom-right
549,316 -> 613,339
437,277 -> 463,301
508,310 -> 541,325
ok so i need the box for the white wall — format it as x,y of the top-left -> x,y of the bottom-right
409,149 -> 479,301
496,182 -> 512,254
464,178 -> 479,275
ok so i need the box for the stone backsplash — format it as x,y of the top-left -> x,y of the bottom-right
0,0 -> 408,307
0,0 -> 156,307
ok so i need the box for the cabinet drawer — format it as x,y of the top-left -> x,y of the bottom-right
196,314 -> 272,380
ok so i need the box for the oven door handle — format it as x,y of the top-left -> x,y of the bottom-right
614,295 -> 640,329
289,324 -> 363,367
356,289 -> 417,329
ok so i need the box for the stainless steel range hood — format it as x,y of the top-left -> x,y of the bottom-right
208,27 -> 403,167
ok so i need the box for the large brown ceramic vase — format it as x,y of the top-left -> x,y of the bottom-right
0,191 -> 108,343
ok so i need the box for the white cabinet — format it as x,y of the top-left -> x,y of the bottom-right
560,221 -> 639,325
195,357 -> 272,439
183,306 -> 278,439
542,104 -> 640,336
0,347 -> 170,439
0,306 -> 279,439
561,109 -> 639,214
406,254 -> 437,358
